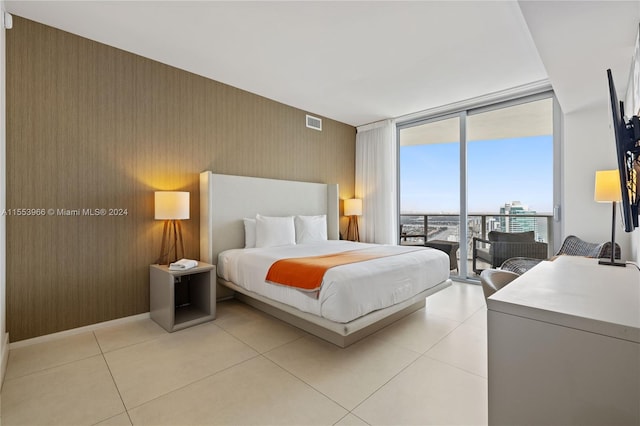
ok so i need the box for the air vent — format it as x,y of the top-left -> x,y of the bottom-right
306,114 -> 322,131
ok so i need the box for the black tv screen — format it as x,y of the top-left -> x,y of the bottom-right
607,69 -> 639,232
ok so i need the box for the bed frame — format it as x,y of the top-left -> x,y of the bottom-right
199,171 -> 451,347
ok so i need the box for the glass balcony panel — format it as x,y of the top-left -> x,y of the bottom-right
400,213 -> 552,279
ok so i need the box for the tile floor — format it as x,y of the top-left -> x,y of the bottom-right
0,282 -> 488,425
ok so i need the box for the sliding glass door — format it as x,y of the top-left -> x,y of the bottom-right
399,116 -> 461,275
399,94 -> 557,280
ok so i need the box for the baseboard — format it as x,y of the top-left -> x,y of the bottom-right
9,312 -> 150,350
1,332 -> 9,389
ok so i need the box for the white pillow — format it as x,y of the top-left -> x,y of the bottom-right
243,218 -> 256,248
295,215 -> 327,243
255,214 -> 296,248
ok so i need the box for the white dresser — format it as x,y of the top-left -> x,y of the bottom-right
487,256 -> 640,425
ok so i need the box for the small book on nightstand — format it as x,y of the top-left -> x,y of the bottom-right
168,258 -> 198,271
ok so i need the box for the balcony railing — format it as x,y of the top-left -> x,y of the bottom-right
400,212 -> 554,267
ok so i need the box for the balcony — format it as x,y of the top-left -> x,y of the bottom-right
400,213 -> 554,278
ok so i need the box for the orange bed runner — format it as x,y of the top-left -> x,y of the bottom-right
265,248 -> 418,292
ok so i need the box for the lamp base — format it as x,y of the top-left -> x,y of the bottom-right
599,202 -> 625,268
346,216 -> 360,242
598,259 -> 626,267
157,219 -> 185,265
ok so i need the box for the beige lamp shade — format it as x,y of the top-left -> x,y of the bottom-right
344,198 -> 362,216
154,191 -> 190,220
594,170 -> 622,202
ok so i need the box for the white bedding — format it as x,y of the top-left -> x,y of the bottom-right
218,240 -> 450,323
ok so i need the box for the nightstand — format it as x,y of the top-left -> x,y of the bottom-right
149,262 -> 216,332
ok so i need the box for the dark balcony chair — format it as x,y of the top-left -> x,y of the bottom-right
472,231 -> 548,274
555,235 -> 621,259
500,235 -> 621,275
399,224 -> 427,245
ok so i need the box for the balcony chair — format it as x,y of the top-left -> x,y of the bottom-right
480,269 -> 520,300
472,231 -> 548,274
500,235 -> 621,275
555,235 -> 621,258
399,223 -> 427,245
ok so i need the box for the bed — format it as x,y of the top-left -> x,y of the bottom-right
200,172 -> 452,347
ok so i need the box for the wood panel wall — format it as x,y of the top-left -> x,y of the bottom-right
6,17 -> 356,342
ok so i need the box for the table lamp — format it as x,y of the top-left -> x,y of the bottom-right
594,170 -> 625,267
344,198 -> 362,242
155,191 -> 190,265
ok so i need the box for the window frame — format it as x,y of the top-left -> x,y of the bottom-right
396,90 -> 561,282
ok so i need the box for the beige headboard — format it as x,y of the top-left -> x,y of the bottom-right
199,172 -> 339,268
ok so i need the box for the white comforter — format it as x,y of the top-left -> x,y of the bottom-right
218,240 -> 450,323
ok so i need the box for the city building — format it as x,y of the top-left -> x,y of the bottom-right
499,201 -> 538,237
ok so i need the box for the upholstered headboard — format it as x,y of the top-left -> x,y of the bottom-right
199,172 -> 339,266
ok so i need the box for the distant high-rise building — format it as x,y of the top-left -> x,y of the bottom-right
499,201 -> 538,237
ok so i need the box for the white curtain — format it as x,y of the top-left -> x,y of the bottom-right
355,119 -> 398,245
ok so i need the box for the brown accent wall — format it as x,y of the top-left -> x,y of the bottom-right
6,17 -> 356,342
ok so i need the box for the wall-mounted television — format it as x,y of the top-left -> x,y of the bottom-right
607,69 -> 640,232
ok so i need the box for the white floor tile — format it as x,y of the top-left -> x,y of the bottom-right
334,413 -> 370,426
425,321 -> 488,378
464,306 -> 487,331
354,356 -> 488,425
104,321 -> 258,409
265,335 -> 420,410
94,412 -> 132,426
5,332 -> 101,380
214,300 -> 305,353
425,282 -> 486,322
3,283 -> 490,425
371,307 -> 461,354
128,356 -> 347,425
94,318 -> 167,353
2,355 -> 125,426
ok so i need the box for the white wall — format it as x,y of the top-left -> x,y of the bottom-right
563,103 -> 632,259
633,228 -> 639,264
0,1 -> 7,386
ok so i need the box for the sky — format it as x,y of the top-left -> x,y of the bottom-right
400,135 -> 553,214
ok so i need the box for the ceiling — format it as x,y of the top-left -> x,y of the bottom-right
401,97 -> 553,146
519,0 -> 640,116
4,1 -> 640,127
